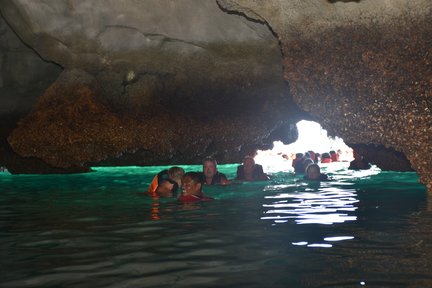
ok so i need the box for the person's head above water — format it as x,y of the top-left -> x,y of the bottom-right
236,155 -> 269,181
202,156 -> 231,185
179,171 -> 214,203
167,166 -> 185,186
203,157 -> 218,179
148,166 -> 185,198
305,163 -> 321,180
182,172 -> 204,196
242,156 -> 256,174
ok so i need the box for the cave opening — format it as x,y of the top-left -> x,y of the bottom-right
255,120 -> 353,172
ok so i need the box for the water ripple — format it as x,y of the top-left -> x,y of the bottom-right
261,185 -> 358,225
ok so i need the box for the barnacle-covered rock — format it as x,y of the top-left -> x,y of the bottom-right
219,0 -> 432,190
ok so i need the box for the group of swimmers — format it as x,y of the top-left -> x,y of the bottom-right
147,150 -> 371,202
147,156 -> 270,203
291,150 -> 339,174
292,149 -> 371,176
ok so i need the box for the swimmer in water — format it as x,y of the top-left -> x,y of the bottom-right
235,156 -> 270,181
147,166 -> 185,197
303,163 -> 329,181
178,172 -> 214,203
202,156 -> 231,185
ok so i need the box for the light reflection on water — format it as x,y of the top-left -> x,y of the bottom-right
0,164 -> 431,288
261,185 -> 359,225
260,173 -> 361,249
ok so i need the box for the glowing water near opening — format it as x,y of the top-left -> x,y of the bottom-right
255,120 -> 353,173
0,164 -> 430,288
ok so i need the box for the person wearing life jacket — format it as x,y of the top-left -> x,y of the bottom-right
330,150 -> 339,162
236,156 -> 270,181
321,152 -> 332,163
178,172 -> 214,203
202,156 -> 231,185
147,166 -> 185,197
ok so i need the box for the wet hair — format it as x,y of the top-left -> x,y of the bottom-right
203,156 -> 218,166
295,153 -> 304,158
306,163 -> 320,174
330,150 -> 336,155
242,155 -> 255,165
322,152 -> 331,159
168,166 -> 185,180
183,171 -> 205,184
304,152 -> 311,159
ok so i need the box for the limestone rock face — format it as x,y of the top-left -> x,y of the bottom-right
8,68 -> 297,168
0,0 -> 302,169
0,14 -> 62,116
0,0 -> 431,191
218,0 -> 432,190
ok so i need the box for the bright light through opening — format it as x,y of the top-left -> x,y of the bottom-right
255,120 -> 353,172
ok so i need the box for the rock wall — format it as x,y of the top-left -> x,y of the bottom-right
0,12 -> 62,116
0,10 -> 65,173
218,0 -> 432,190
0,0 -> 303,170
0,0 -> 431,191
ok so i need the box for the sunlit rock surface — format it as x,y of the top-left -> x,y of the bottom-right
218,0 -> 432,190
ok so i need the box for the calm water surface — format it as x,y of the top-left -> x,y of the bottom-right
0,163 -> 431,288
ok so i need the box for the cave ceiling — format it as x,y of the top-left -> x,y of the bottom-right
0,0 -> 430,191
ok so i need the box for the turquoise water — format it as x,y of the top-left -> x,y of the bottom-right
0,163 -> 431,288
